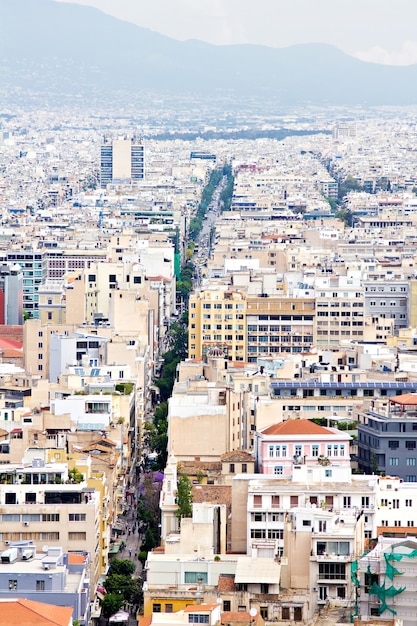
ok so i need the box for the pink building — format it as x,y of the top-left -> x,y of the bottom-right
256,419 -> 351,476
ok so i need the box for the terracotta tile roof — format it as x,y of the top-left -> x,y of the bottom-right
68,553 -> 86,564
192,485 -> 232,506
221,611 -> 252,623
220,451 -> 254,462
261,419 -> 333,437
0,598 -> 73,625
390,393 -> 417,405
217,575 -> 236,592
179,460 -> 222,474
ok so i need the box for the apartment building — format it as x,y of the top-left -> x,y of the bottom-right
0,460 -> 101,592
357,394 -> 417,480
188,289 -> 315,362
315,274 -> 365,347
100,135 -> 144,188
255,419 -> 351,475
6,248 -> 47,318
0,546 -> 90,625
364,279 -> 409,332
359,536 -> 417,626
188,288 -> 246,361
231,469 -> 377,556
246,296 -> 315,362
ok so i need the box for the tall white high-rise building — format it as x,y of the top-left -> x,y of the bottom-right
100,135 -> 144,188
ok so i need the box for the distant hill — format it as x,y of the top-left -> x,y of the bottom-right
0,0 -> 416,107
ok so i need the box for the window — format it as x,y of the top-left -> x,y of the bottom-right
47,312 -> 52,320
68,532 -> 86,540
184,572 -> 208,584
274,466 -> 283,475
392,499 -> 400,508
343,496 -> 351,508
294,607 -> 303,621
318,563 -> 346,580
406,475 -> 417,482
153,604 -> 161,613
42,514 -> 59,522
165,604 -> 173,613
269,445 -> 274,457
268,529 -> 283,539
8,580 -> 17,591
362,497 -> 370,507
36,580 -> 45,591
389,458 -> 399,466
302,519 -> 312,527
223,601 -> 231,612
406,499 -> 413,507
253,495 -> 262,508
188,615 -> 209,624
251,529 -> 266,538
312,444 -> 319,457
325,469 -> 332,477
69,513 -> 86,521
229,464 -> 235,473
389,441 -> 399,449
272,495 -> 280,508
407,458 -> 416,466
290,495 -> 298,508
282,607 -> 290,620
406,441 -> 416,449
295,445 -> 302,456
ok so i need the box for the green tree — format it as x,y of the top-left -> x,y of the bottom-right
104,573 -> 138,602
176,475 -> 193,524
108,558 -> 136,577
100,593 -> 124,619
67,467 -> 83,483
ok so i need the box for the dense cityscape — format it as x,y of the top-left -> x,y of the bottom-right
2,2 -> 417,626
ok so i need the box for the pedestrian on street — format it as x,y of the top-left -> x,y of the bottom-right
129,548 -> 132,558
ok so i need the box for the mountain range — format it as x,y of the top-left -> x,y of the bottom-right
1,0 -> 417,107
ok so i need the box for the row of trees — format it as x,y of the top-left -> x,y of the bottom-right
189,167 -> 224,240
220,163 -> 234,212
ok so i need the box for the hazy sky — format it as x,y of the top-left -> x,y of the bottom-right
55,0 -> 417,65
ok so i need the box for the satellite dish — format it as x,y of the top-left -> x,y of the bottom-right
250,608 -> 257,618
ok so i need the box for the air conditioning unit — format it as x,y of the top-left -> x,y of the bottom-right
4,541 -> 10,545
23,522 -> 29,527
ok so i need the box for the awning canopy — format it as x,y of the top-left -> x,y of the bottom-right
235,557 -> 280,584
109,610 -> 130,623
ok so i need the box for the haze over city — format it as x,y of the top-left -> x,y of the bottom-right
55,0 -> 417,65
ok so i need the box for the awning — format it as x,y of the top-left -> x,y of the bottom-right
108,543 -> 121,555
235,557 -> 280,584
109,610 -> 130,623
10,428 -> 22,434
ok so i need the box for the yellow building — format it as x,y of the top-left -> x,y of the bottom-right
188,289 -> 316,362
189,288 -> 246,362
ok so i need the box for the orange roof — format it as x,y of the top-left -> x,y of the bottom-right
261,419 -> 333,437
0,598 -> 73,625
68,552 -> 86,564
221,611 -> 252,623
389,393 -> 417,406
